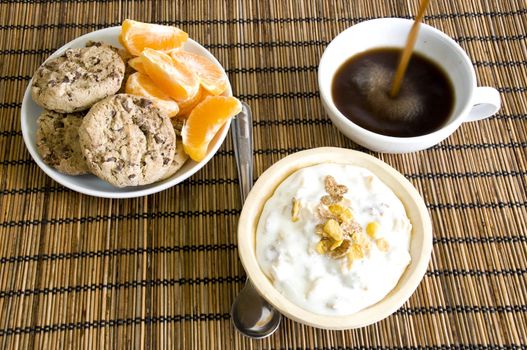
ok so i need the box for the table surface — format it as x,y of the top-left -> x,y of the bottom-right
1,0 -> 526,349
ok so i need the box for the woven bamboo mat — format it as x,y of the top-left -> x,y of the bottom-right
0,0 -> 526,348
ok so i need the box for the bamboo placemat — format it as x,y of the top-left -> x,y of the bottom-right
1,0 -> 526,348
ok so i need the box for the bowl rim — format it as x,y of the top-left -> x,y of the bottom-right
317,17 -> 476,144
237,147 -> 433,329
20,26 -> 232,198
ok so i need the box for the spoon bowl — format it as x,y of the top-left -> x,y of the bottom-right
231,279 -> 282,339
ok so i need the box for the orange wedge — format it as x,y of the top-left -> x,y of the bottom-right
182,96 -> 242,162
128,56 -> 146,74
140,48 -> 199,102
127,54 -> 211,118
177,87 -> 213,118
125,72 -> 179,117
170,50 -> 229,95
119,19 -> 188,56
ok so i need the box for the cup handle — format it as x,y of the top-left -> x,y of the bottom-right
465,87 -> 501,122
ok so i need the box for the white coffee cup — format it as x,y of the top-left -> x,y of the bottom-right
318,18 -> 501,153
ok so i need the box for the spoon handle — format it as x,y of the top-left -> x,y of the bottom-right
231,102 -> 254,203
230,103 -> 282,338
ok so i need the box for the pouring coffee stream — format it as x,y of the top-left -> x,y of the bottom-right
390,0 -> 431,98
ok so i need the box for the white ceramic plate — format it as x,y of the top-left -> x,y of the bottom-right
21,26 -> 233,198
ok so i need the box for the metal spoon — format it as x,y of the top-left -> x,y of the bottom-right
230,102 -> 282,338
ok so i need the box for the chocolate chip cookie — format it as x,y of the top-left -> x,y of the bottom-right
86,41 -> 133,93
31,44 -> 125,113
36,110 -> 90,175
159,140 -> 189,181
79,94 -> 176,187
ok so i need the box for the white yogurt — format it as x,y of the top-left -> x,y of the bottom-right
256,163 -> 412,315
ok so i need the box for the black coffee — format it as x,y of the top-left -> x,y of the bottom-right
331,48 -> 455,137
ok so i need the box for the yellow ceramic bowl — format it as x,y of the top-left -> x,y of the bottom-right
237,147 -> 432,329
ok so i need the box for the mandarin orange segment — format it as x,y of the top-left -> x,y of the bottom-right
170,50 -> 229,96
182,96 -> 242,162
125,72 -> 179,117
128,56 -> 146,74
141,48 -> 199,102
177,87 -> 212,118
119,19 -> 188,56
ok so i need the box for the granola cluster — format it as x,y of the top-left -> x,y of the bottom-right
290,175 -> 391,269
291,198 -> 301,222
